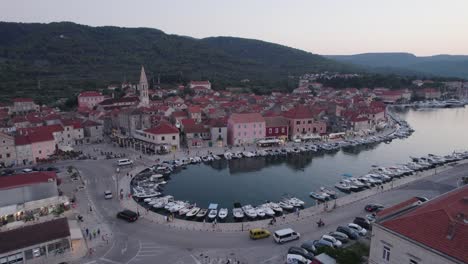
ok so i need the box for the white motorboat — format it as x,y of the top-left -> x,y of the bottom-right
179,204 -> 194,216
212,154 -> 221,160
285,197 -> 304,207
233,203 -> 244,219
255,207 -> 266,218
310,192 -> 327,201
196,209 -> 208,219
186,207 -> 200,217
266,202 -> 283,213
260,205 -> 276,217
242,205 -> 257,219
208,209 -> 218,219
242,151 -> 255,158
278,201 -> 294,210
320,187 -> 337,199
218,208 -> 228,220
224,152 -> 233,160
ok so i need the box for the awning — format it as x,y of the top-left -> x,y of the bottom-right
68,220 -> 84,240
0,204 -> 18,216
208,203 -> 218,210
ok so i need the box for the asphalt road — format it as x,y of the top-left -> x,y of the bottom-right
67,159 -> 466,264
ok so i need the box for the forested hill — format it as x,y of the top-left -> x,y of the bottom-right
327,53 -> 468,79
0,21 -> 352,102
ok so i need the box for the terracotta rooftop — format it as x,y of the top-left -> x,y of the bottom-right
0,218 -> 69,254
283,105 -> 315,119
229,113 -> 264,124
0,171 -> 57,190
379,186 -> 468,263
144,123 -> 179,135
78,91 -> 102,97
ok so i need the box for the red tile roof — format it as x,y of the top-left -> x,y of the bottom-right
229,113 -> 265,124
377,197 -> 421,219
0,218 -> 69,254
188,105 -> 201,113
190,81 -> 211,85
144,123 -> 179,135
184,124 -> 208,134
0,171 -> 57,190
13,98 -> 34,103
283,105 -> 314,119
264,116 -> 288,127
78,91 -> 102,97
380,186 -> 468,263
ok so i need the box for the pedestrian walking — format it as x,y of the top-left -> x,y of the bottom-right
97,229 -> 100,235
85,228 -> 89,236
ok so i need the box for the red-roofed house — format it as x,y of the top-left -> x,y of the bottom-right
283,105 -> 326,140
184,124 -> 210,148
416,88 -> 441,99
369,186 -> 468,264
12,98 -> 39,114
137,123 -> 180,149
0,132 -> 16,167
227,113 -> 265,145
187,105 -> 202,123
78,91 -> 105,109
209,118 -> 228,147
264,116 -> 288,140
189,81 -> 211,90
14,130 -> 55,164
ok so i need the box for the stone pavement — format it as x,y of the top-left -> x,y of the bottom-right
118,159 -> 467,233
59,166 -> 113,260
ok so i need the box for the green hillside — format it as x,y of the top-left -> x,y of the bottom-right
0,22 -> 352,103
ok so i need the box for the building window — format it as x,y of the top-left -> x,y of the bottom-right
244,125 -> 246,128
6,153 -> 10,158
269,128 -> 272,134
382,246 -> 390,262
275,128 -> 278,133
38,150 -> 42,154
172,136 -> 176,140
238,125 -> 240,129
308,120 -> 312,124
161,136 -> 165,141
218,128 -> 221,133
297,128 -> 299,132
254,124 -> 256,128
296,121 -> 300,125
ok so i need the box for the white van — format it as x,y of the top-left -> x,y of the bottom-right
117,159 -> 133,166
273,228 -> 300,244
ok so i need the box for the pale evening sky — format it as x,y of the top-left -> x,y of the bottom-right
1,0 -> 468,56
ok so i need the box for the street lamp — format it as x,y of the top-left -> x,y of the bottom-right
115,167 -> 120,199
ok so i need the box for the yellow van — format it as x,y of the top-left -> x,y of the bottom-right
249,228 -> 271,240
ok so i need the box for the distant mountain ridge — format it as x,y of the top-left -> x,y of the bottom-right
0,21 -> 352,102
327,53 -> 468,79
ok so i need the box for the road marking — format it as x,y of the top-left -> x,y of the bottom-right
190,254 -> 202,264
125,240 -> 142,264
101,241 -> 116,259
135,254 -> 160,257
100,257 -> 123,264
121,241 -> 127,255
82,261 -> 97,264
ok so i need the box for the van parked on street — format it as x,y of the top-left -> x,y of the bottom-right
273,228 -> 300,244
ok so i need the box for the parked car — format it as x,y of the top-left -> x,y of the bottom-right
249,228 -> 271,240
312,239 -> 334,249
104,190 -> 113,199
116,210 -> 138,222
353,216 -> 371,229
288,246 -> 314,261
365,203 -> 385,212
348,223 -> 367,236
286,254 -> 309,264
22,168 -> 33,173
367,213 -> 377,222
300,240 -> 317,254
321,235 -> 342,248
328,231 -> 349,243
336,226 -> 359,240
117,159 -> 133,166
273,228 -> 300,244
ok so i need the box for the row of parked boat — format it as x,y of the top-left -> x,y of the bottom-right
331,150 -> 468,194
139,195 -> 306,221
412,99 -> 466,109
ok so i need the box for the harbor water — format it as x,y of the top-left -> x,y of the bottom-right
162,107 -> 468,216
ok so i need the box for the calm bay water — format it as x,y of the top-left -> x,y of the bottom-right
163,108 -> 468,210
